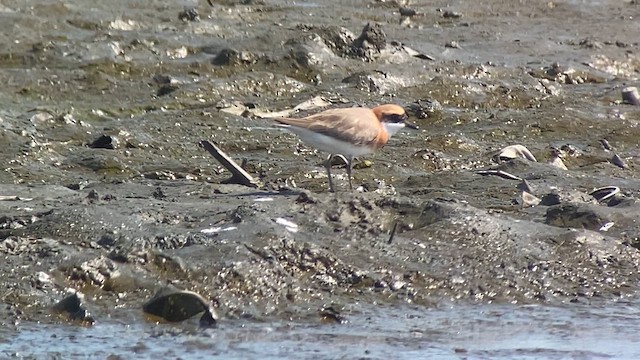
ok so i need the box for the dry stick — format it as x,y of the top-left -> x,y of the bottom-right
200,140 -> 259,188
476,170 -> 522,181
0,196 -> 20,201
388,221 -> 399,244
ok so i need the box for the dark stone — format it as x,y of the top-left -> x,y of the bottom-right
102,193 -> 116,201
406,99 -> 444,119
199,310 -> 217,327
399,7 -> 418,17
545,204 -> 605,230
342,70 -> 387,93
211,48 -> 257,66
86,189 -> 99,201
65,181 -> 88,191
319,306 -> 347,324
97,233 -> 117,247
442,10 -> 463,18
157,84 -> 179,97
152,74 -> 172,84
143,286 -> 217,326
227,205 -> 253,223
52,291 -> 95,324
152,252 -> 187,274
540,193 -> 562,206
152,186 -> 166,200
294,24 -> 356,56
88,135 -> 118,149
350,23 -> 386,60
296,191 -> 318,204
178,7 -> 200,22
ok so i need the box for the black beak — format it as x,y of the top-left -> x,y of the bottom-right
400,113 -> 418,129
384,112 -> 419,130
402,114 -> 418,130
404,119 -> 419,130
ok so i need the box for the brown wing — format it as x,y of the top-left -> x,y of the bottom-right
275,108 -> 384,146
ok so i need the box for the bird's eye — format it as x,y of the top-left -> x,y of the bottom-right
387,114 -> 406,123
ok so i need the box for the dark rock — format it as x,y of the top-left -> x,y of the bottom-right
445,41 -> 460,48
579,38 -> 603,49
227,205 -> 253,223
350,23 -> 387,60
342,70 -> 387,93
286,34 -> 336,68
143,171 -> 177,180
67,256 -> 118,287
517,179 -> 534,194
85,189 -> 100,204
97,233 -> 118,247
143,286 -> 217,326
152,74 -> 173,84
442,10 -> 463,18
199,310 -> 217,327
399,7 -> 418,17
107,241 -> 133,263
151,252 -> 188,274
545,204 -> 607,230
296,191 -> 318,204
294,24 -> 355,56
558,144 -> 582,158
405,99 -> 444,119
152,186 -> 166,200
65,181 -> 89,191
319,305 -> 347,324
157,84 -> 179,97
52,291 -> 95,324
211,48 -> 257,66
604,194 -> 634,207
178,7 -> 200,22
88,135 -> 119,150
102,193 -> 116,201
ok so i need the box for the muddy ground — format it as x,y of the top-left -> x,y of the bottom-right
1,0 -> 640,327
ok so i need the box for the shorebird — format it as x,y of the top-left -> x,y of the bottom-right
274,104 -> 417,192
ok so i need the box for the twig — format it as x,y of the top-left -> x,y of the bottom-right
388,221 -> 399,244
200,140 -> 260,188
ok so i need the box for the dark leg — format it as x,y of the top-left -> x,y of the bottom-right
325,154 -> 335,192
346,156 -> 354,190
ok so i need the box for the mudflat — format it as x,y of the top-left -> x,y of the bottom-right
1,0 -> 640,355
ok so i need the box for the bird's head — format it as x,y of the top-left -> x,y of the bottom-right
373,104 -> 418,136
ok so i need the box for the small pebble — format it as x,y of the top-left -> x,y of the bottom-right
399,7 -> 417,17
442,10 -> 463,18
178,7 -> 200,22
622,86 -> 640,106
445,41 -> 460,48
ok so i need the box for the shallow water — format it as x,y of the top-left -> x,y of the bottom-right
5,298 -> 640,359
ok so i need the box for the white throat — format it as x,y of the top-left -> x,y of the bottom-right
382,122 -> 406,137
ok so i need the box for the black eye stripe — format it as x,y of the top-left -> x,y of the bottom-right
383,113 -> 407,123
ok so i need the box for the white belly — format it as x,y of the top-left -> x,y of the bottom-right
280,125 -> 374,157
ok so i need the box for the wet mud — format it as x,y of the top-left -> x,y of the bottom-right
1,0 -> 640,341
